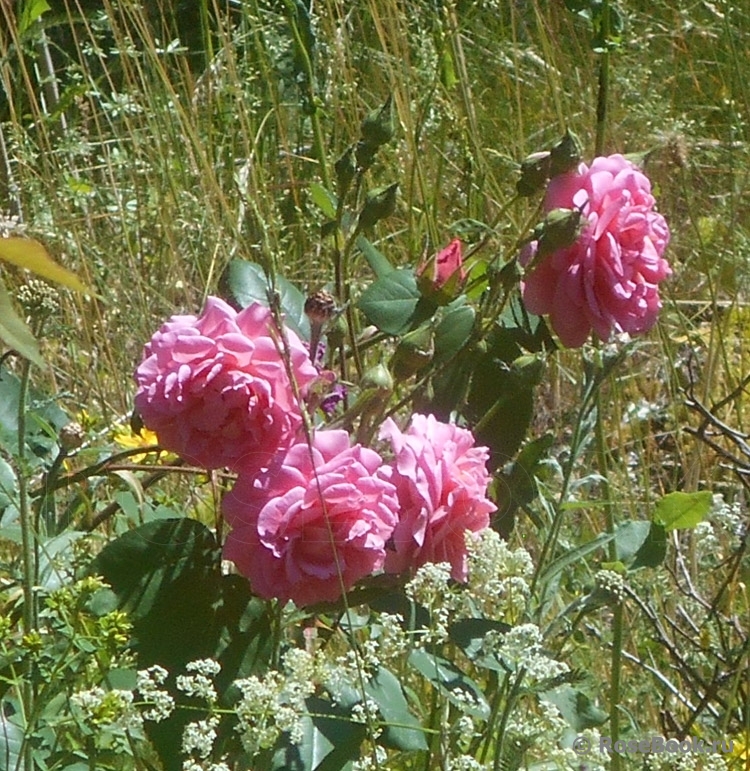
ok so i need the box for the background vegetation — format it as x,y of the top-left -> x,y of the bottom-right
0,0 -> 748,769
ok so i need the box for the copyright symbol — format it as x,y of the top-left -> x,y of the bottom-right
573,736 -> 591,756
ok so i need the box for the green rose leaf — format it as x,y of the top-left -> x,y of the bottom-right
358,269 -> 434,335
219,259 -> 310,340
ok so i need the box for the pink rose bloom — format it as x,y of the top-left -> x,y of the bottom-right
380,414 -> 496,582
134,297 -> 318,471
521,154 -> 671,348
416,239 -> 466,303
223,430 -> 398,606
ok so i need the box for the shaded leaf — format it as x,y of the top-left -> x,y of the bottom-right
0,709 -> 23,771
91,518 -> 274,771
542,685 -> 607,731
219,259 -> 310,340
408,649 -> 490,719
0,370 -> 68,463
0,237 -> 89,294
271,696 -> 366,771
448,618 -> 511,672
365,667 -> 427,751
629,522 -> 667,570
493,433 -> 554,537
467,346 -> 545,470
0,280 -> 44,368
433,298 -> 475,365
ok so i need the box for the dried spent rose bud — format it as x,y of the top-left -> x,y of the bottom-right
305,289 -> 337,364
304,289 -> 337,326
59,421 -> 85,453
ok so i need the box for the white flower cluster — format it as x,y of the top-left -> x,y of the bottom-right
709,494 -> 745,549
136,665 -> 174,722
489,624 -> 569,683
505,698 -> 568,743
452,714 -> 478,747
182,716 -> 219,760
595,569 -> 627,602
371,612 -> 408,660
233,650 -> 317,755
446,756 -> 491,771
550,728 -> 609,770
644,748 -> 730,771
182,761 -> 231,771
70,686 -> 143,733
465,529 -> 533,621
351,745 -> 387,771
176,659 -> 221,703
351,697 -> 380,726
405,562 -> 457,643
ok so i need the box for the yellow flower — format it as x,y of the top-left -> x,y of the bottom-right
112,426 -> 160,463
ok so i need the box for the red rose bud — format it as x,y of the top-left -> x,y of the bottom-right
416,239 -> 466,304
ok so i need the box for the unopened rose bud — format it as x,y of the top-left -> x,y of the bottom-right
534,208 -> 583,257
517,151 -> 552,197
549,129 -> 583,177
357,183 -> 399,230
360,361 -> 394,394
416,239 -> 466,305
335,145 -> 357,196
360,94 -> 394,149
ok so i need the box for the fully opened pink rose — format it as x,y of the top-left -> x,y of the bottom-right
223,430 -> 398,606
134,297 -> 317,471
521,154 -> 671,348
380,414 -> 496,582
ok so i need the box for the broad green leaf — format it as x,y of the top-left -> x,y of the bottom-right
0,237 -> 89,294
18,0 -> 50,33
0,279 -> 45,367
542,685 -> 607,731
365,667 -> 427,751
493,433 -> 554,537
0,710 -> 23,771
448,618 -> 511,672
91,518 -> 274,771
613,520 -> 652,564
356,235 -> 393,278
271,696 -> 366,771
653,490 -> 713,531
466,347 -> 545,470
0,457 -> 17,512
433,298 -> 475,364
309,182 -> 337,219
358,269 -> 434,335
408,649 -> 490,719
629,522 -> 667,569
0,370 -> 69,463
219,259 -> 310,340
